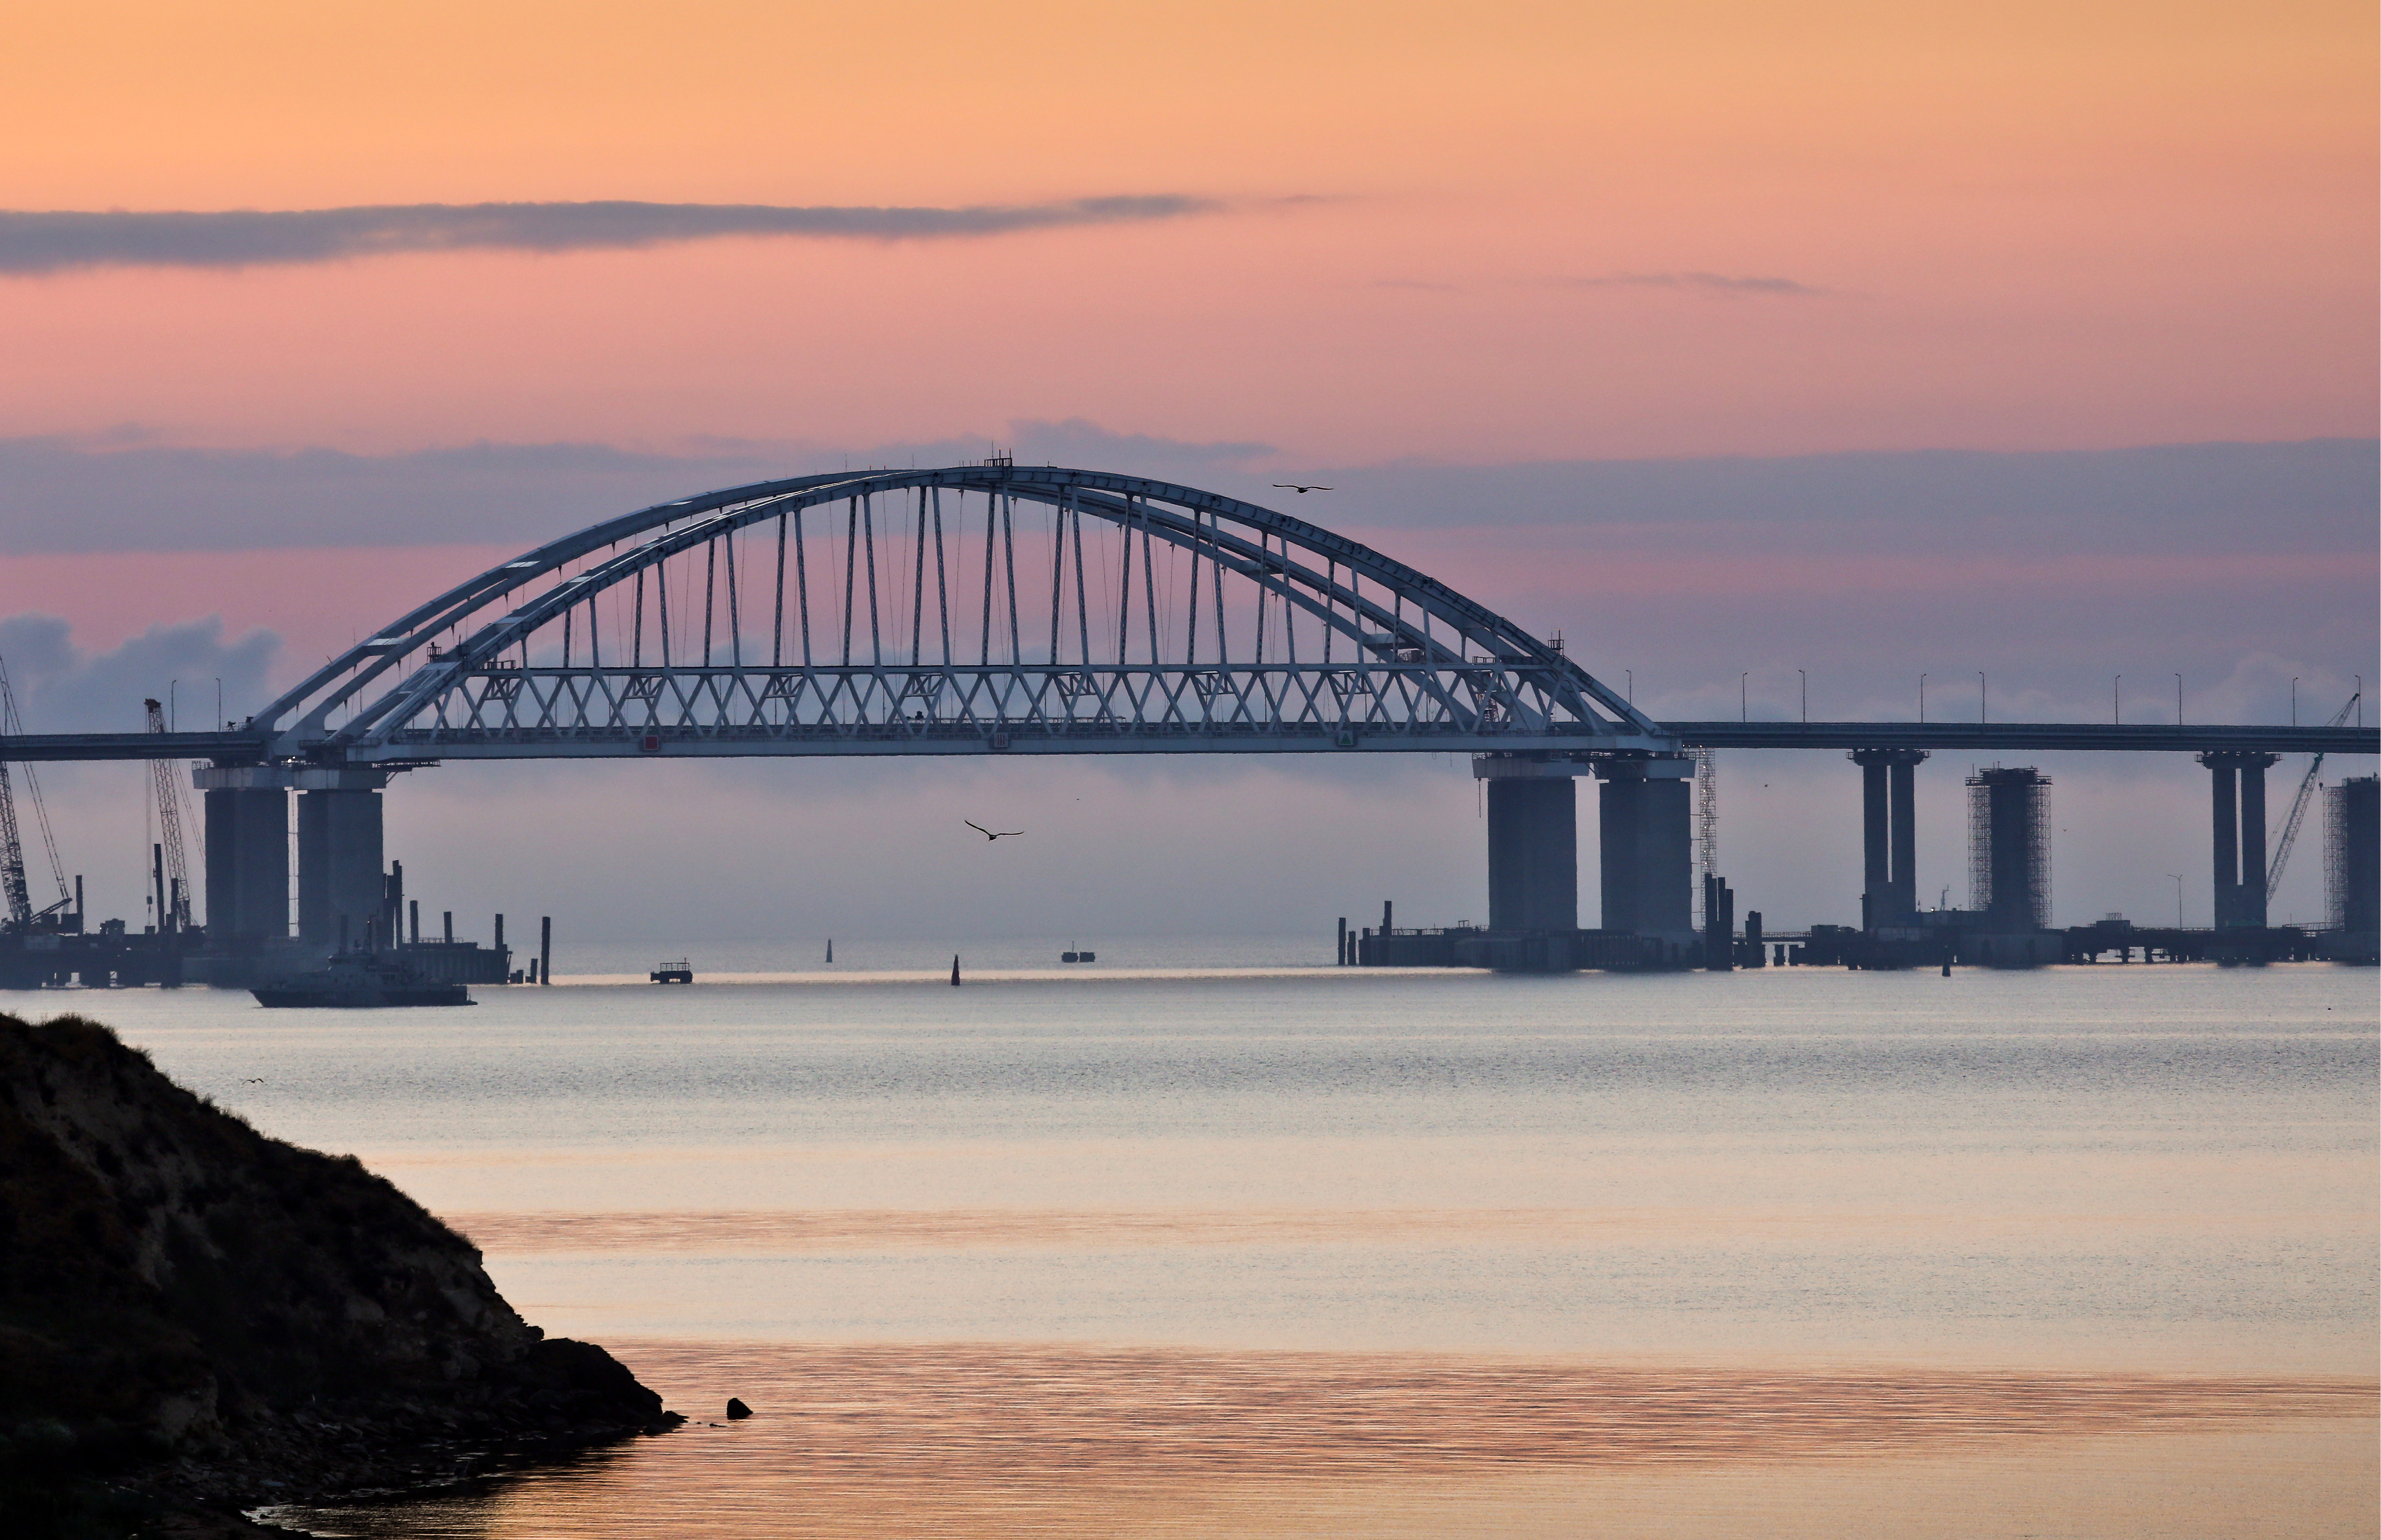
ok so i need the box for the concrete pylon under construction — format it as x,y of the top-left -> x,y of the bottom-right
1850,748 -> 1927,928
1967,766 -> 2051,932
2199,750 -> 2280,928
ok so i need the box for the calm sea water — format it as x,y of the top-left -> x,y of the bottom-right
45,948 -> 2379,1537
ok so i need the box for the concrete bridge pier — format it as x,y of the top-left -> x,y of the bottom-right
198,764 -> 396,946
298,784 -> 387,948
201,786 -> 289,939
1479,761 -> 1580,933
2199,750 -> 2278,928
1850,748 -> 1927,928
1471,754 -> 1694,953
1593,755 -> 1696,948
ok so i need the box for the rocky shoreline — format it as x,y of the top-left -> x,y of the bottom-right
0,1014 -> 683,1537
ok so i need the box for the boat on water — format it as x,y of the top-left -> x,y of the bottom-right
650,959 -> 693,984
252,952 -> 475,1008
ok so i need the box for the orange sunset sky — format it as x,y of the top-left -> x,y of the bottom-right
3,0 -> 2373,462
1,2 -> 2373,939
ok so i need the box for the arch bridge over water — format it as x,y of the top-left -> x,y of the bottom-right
3,464 -> 2372,965
261,463 -> 1666,761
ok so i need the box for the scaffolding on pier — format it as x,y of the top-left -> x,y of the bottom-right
1691,746 -> 1717,926
1967,766 -> 2051,931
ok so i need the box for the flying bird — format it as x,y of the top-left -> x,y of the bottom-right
965,821 -> 1024,840
1272,483 -> 1333,494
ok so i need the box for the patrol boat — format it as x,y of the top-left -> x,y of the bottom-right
252,951 -> 474,1008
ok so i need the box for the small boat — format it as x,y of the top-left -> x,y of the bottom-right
253,952 -> 473,1008
1059,948 -> 1097,963
650,960 -> 694,984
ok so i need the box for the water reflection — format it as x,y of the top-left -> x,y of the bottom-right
272,1340 -> 2376,1538
448,1204 -> 2358,1254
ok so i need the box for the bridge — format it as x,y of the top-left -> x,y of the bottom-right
9,721 -> 2366,763
5,463 -> 2375,961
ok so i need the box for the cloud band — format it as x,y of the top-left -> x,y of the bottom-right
0,195 -> 1220,276
1569,271 -> 1828,297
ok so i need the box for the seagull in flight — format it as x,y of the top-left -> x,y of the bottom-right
966,821 -> 1024,841
1272,483 -> 1334,494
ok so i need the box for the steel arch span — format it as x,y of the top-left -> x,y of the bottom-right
253,465 -> 1670,764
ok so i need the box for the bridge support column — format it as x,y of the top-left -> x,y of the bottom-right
1857,755 -> 1889,928
2199,751 -> 2277,928
1594,755 -> 1695,952
2207,756 -> 2237,927
202,787 -> 288,939
1476,759 -> 1579,933
1850,749 -> 1928,928
1891,754 -> 1920,920
2238,756 -> 2270,930
297,783 -> 388,948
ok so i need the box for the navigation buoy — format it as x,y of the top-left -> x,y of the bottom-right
950,954 -> 963,986
826,938 -> 833,964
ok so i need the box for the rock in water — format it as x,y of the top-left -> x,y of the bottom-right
0,1013 -> 683,1532
725,1398 -> 752,1419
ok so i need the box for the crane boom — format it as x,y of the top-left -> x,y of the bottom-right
2267,691 -> 2360,901
144,698 -> 196,930
0,760 -> 29,927
0,649 -> 70,928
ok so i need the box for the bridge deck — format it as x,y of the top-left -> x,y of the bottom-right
1661,721 -> 2377,754
2,721 -> 2372,762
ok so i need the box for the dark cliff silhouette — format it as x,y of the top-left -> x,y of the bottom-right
0,1014 -> 680,1536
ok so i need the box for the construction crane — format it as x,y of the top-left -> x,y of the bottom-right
144,698 -> 197,931
0,651 -> 70,931
2267,690 -> 2361,901
0,754 -> 29,929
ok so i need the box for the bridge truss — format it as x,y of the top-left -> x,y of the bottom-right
253,465 -> 1666,763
